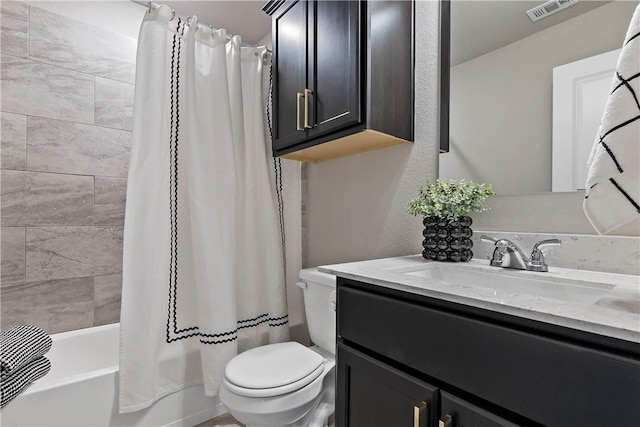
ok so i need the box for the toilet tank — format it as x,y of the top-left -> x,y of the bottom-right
298,268 -> 336,355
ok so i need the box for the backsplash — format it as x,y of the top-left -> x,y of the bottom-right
472,232 -> 640,276
0,2 -> 136,333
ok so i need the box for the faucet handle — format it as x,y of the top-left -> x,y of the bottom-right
480,235 -> 519,251
532,239 -> 562,253
529,239 -> 562,271
480,235 -> 498,244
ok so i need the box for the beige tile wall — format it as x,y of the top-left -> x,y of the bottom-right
0,1 -> 136,333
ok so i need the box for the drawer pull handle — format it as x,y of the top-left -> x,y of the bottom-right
304,88 -> 313,129
413,401 -> 428,427
296,92 -> 304,131
439,414 -> 453,427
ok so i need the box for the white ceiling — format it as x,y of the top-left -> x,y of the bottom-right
161,1 -> 271,45
451,0 -> 609,66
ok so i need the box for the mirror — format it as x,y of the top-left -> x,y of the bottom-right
439,0 -> 635,195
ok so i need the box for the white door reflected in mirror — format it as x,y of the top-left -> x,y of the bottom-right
552,48 -> 620,193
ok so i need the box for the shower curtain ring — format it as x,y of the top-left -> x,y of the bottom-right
170,10 -> 175,21
147,1 -> 152,13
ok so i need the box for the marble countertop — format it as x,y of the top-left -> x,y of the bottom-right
320,255 -> 640,344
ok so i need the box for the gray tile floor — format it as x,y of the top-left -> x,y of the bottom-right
195,412 -> 244,427
195,412 -> 335,427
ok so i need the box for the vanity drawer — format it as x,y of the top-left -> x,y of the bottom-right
337,283 -> 640,427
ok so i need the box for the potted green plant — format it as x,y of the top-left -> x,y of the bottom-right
407,179 -> 495,262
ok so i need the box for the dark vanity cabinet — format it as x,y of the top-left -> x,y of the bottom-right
336,278 -> 640,427
338,343 -> 517,427
262,0 -> 414,162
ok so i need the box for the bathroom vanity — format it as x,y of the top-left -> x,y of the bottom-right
322,256 -> 640,427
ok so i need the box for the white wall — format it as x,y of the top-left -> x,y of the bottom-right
441,1 -> 635,195
305,1 -> 440,267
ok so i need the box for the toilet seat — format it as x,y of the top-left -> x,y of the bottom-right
223,342 -> 326,398
223,363 -> 325,398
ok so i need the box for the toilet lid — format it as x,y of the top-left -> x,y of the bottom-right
224,342 -> 324,390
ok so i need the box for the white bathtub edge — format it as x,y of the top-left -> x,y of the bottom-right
50,323 -> 118,342
25,367 -> 119,395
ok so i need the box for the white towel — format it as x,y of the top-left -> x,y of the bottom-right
584,4 -> 640,235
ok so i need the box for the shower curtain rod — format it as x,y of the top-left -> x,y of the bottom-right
129,0 -> 272,54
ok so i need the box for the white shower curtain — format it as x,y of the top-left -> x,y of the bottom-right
119,6 -> 289,413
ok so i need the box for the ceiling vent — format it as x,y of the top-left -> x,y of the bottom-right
526,0 -> 579,22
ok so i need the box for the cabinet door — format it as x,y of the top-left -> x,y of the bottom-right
439,392 -> 519,427
272,0 -> 309,151
306,0 -> 362,139
337,342 -> 437,427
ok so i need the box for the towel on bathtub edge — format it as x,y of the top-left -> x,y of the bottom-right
0,325 -> 52,379
0,356 -> 51,409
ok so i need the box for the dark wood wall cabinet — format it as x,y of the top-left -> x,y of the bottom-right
262,0 -> 415,163
337,278 -> 640,427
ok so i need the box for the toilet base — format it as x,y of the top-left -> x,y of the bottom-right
243,396 -> 334,427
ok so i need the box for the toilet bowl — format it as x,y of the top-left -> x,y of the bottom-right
219,268 -> 336,427
219,345 -> 335,427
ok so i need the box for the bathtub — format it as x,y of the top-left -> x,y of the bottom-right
0,323 -> 226,427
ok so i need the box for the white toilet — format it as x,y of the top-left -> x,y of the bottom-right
219,268 -> 337,427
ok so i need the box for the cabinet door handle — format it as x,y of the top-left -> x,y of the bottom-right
304,88 -> 313,129
296,92 -> 304,131
413,401 -> 428,427
439,414 -> 453,427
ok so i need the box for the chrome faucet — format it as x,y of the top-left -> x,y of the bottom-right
480,235 -> 562,272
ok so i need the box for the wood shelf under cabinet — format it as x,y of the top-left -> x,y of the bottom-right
279,129 -> 407,163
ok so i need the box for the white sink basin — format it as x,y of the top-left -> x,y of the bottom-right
405,264 -> 615,305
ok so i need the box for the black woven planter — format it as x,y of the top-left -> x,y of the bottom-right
422,216 -> 473,262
